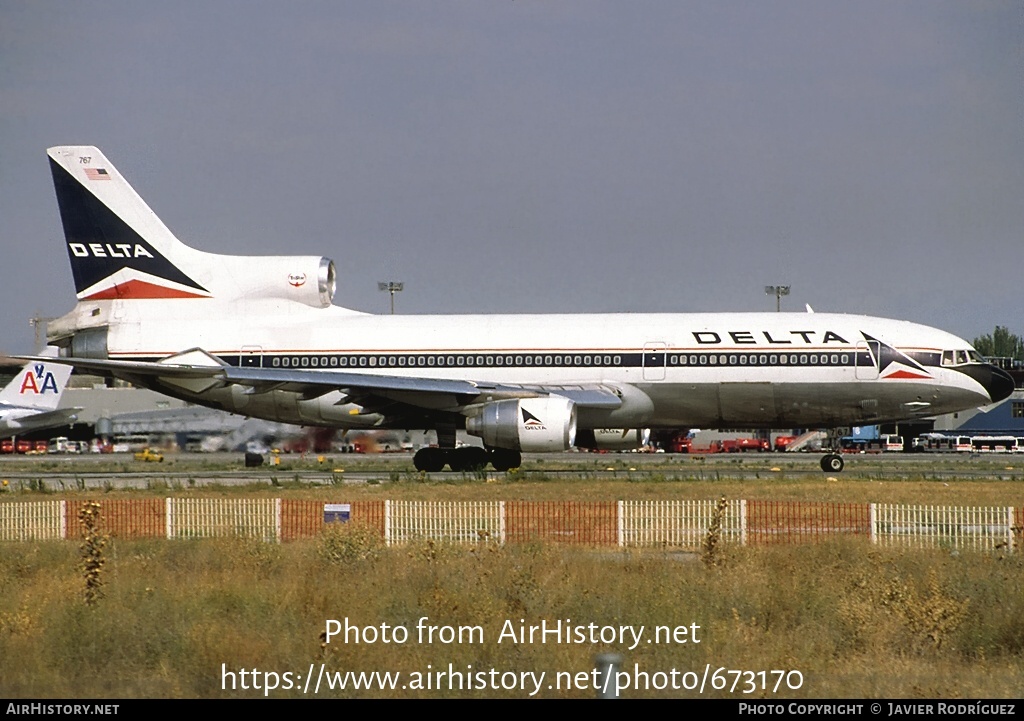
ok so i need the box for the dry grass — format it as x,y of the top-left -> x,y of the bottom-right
0,457 -> 1021,698
0,533 -> 1021,698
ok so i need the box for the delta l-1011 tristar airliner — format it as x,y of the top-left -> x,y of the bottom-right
33,146 -> 1014,473
0,351 -> 80,434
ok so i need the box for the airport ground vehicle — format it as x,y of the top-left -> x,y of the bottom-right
911,433 -> 1018,453
840,434 -> 904,453
134,448 -> 164,462
914,434 -> 973,452
48,436 -> 84,453
773,435 -> 797,452
969,435 -> 1017,453
666,434 -> 692,453
718,438 -> 769,452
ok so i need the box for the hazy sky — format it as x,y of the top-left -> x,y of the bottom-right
2,1 -> 1021,353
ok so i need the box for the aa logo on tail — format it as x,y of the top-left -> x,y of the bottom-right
20,365 -> 60,395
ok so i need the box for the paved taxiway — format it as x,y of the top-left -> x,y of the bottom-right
1,451 -> 1023,489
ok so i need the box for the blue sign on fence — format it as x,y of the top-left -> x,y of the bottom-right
323,503 -> 351,524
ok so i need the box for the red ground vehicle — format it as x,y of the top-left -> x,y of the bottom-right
773,435 -> 797,452
666,434 -> 692,453
0,439 -> 13,454
15,440 -> 32,454
661,433 -> 770,454
718,438 -> 770,452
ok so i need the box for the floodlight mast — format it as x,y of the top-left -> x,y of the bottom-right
765,285 -> 790,313
378,281 -> 404,315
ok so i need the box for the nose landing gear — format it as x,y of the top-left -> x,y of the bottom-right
820,427 -> 845,472
820,453 -> 844,473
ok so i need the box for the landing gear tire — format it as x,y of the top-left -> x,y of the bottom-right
820,453 -> 844,473
489,448 -> 522,472
413,448 -> 447,473
449,447 -> 489,472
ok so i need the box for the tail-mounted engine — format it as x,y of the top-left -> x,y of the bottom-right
234,255 -> 336,308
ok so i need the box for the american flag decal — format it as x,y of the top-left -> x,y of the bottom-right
84,168 -> 110,181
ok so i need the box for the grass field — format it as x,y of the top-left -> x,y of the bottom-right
1,459 -> 1022,699
0,533 -> 1021,698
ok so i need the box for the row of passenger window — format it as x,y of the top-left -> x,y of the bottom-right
262,352 -> 856,369
669,353 -> 853,367
269,354 -> 625,369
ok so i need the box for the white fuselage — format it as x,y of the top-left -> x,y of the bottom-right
54,297 -> 997,431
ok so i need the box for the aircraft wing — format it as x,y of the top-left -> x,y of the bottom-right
14,352 -> 623,417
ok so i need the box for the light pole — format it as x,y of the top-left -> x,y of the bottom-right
765,285 -> 790,313
377,281 -> 404,315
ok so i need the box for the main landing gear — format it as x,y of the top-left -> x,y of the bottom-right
413,423 -> 522,472
412,447 -> 522,473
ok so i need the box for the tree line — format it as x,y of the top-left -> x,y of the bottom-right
972,326 -> 1024,361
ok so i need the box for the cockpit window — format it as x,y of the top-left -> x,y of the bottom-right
942,349 -> 980,366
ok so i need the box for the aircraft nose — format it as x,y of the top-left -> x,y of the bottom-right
980,364 -> 1016,403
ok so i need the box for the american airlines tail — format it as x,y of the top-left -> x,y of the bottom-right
47,146 -> 337,308
0,353 -> 73,411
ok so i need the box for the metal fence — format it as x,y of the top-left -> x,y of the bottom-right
746,501 -> 872,545
280,499 -> 386,541
0,498 -> 1019,552
66,498 -> 164,539
386,500 -> 504,545
507,501 -> 617,545
872,504 -> 1017,551
0,500 -> 64,541
167,498 -> 280,542
620,499 -> 744,549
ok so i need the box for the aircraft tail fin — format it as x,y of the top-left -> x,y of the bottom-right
48,146 -> 213,301
47,146 -> 338,309
0,351 -> 73,411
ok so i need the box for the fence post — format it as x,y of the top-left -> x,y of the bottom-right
275,498 -> 282,543
165,498 -> 173,540
617,500 -> 624,548
59,500 -> 67,540
739,499 -> 747,547
1008,507 -> 1015,553
869,503 -> 877,545
499,501 -> 506,545
384,499 -> 392,547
